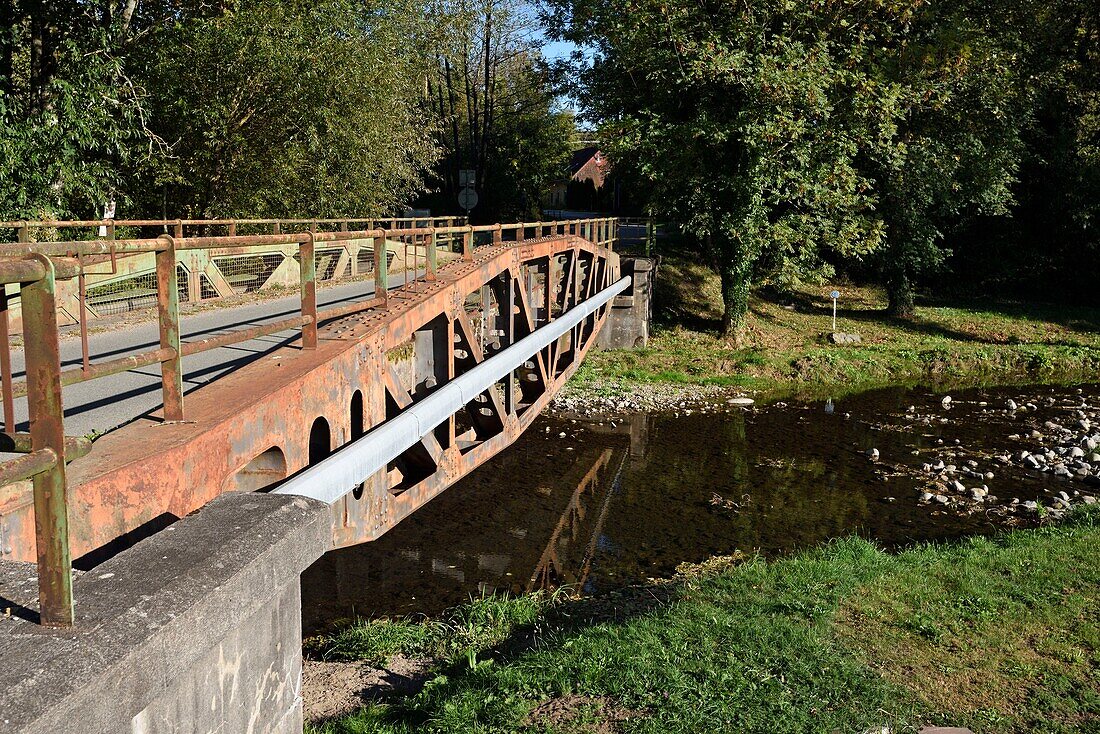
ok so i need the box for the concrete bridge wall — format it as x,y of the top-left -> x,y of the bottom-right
0,493 -> 330,734
598,257 -> 656,350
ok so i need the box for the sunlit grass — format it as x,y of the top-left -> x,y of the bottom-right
576,253 -> 1100,398
308,510 -> 1100,734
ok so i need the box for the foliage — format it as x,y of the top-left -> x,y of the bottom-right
128,0 -> 439,218
870,2 -> 1030,316
546,0 -> 935,340
1,0 -> 440,222
0,1 -> 147,220
547,0 -> 1052,332
945,2 -> 1100,303
422,0 -> 574,221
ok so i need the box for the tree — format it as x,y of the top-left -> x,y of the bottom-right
546,0 -> 917,341
963,1 -> 1100,302
0,1 -> 150,220
423,0 -> 573,221
2,0 -> 443,221
870,4 -> 1027,317
128,0 -> 439,218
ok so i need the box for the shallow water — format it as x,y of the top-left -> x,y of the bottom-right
300,382 -> 1098,633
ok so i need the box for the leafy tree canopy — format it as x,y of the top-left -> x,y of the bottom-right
548,0 -> 1032,332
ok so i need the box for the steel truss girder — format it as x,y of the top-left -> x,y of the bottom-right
0,237 -> 619,563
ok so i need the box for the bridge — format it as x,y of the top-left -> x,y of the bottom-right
0,216 -> 648,733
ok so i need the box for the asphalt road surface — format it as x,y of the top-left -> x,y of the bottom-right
5,272 -> 416,438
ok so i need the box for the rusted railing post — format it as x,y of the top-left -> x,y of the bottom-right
22,254 -> 73,626
463,226 -> 474,261
493,224 -> 502,245
0,287 -> 14,433
374,230 -> 389,306
427,228 -> 438,281
300,232 -> 318,349
79,222 -> 109,374
156,235 -> 184,421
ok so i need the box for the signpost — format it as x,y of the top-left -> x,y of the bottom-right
830,290 -> 840,332
458,187 -> 478,213
458,169 -> 478,215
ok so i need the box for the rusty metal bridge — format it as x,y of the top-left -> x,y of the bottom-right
0,216 -> 625,627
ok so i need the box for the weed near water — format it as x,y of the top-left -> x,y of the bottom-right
307,509 -> 1100,733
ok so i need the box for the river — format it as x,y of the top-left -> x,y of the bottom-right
300,382 -> 1100,633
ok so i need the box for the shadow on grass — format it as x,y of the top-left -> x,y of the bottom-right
309,580 -> 687,732
773,288 -> 1100,346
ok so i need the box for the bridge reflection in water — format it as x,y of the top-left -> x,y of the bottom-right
301,414 -> 650,630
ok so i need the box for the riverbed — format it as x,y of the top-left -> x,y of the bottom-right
300,382 -> 1099,633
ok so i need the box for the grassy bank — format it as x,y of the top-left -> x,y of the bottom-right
308,510 -> 1100,733
572,251 -> 1100,400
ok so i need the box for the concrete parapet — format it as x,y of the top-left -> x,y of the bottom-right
0,492 -> 331,734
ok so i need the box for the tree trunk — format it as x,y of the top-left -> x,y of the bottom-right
719,262 -> 751,345
886,269 -> 915,319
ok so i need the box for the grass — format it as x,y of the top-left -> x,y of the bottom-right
571,248 -> 1100,400
308,509 -> 1100,733
307,592 -> 557,668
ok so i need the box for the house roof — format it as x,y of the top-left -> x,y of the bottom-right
569,146 -> 600,176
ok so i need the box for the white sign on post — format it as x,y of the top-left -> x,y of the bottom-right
98,200 -> 116,237
830,290 -> 840,332
459,169 -> 476,187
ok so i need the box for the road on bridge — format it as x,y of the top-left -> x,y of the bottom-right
4,272 -> 418,439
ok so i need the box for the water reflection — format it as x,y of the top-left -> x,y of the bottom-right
301,384 -> 1094,632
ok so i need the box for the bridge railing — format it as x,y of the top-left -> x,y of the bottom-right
0,217 -> 468,332
0,216 -> 618,626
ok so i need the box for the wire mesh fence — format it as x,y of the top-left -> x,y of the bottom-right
85,265 -> 190,316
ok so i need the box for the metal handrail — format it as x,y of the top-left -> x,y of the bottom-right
273,276 -> 631,504
0,215 -> 469,240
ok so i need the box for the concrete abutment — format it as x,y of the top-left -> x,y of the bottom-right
0,493 -> 331,734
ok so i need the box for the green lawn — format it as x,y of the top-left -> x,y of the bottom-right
308,509 -> 1100,733
570,251 -> 1100,401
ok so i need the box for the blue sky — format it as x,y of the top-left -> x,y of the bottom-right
542,39 -> 582,61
